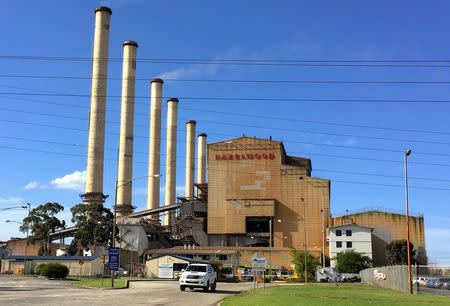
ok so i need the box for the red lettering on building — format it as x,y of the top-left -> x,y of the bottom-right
215,152 -> 275,160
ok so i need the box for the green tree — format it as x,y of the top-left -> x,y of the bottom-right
385,239 -> 416,266
333,249 -> 373,273
70,203 -> 115,250
20,202 -> 66,255
289,247 -> 320,281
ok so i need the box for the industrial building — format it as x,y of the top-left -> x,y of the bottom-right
42,6 -> 427,275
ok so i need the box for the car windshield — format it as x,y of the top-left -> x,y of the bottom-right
186,265 -> 206,272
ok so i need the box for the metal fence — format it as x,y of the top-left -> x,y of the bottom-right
361,265 -> 450,296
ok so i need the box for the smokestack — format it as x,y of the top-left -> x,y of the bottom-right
116,41 -> 138,217
185,120 -> 196,200
164,98 -> 179,226
146,78 -> 163,214
197,133 -> 207,198
83,6 -> 112,204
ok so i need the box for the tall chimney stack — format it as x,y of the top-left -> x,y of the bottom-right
115,41 -> 138,217
197,133 -> 207,197
185,120 -> 196,200
146,78 -> 164,214
83,6 -> 112,204
164,98 -> 179,226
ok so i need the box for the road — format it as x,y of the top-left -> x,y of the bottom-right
419,286 -> 450,297
0,275 -> 259,305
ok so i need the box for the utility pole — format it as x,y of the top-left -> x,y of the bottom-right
405,149 -> 412,294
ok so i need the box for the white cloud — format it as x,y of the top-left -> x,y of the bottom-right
51,170 -> 86,192
0,196 -> 23,205
24,181 -> 39,190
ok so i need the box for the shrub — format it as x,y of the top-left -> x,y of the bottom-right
34,263 -> 46,275
285,277 -> 303,283
39,263 -> 69,279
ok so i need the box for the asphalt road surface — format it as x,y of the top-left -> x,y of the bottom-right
0,275 -> 258,305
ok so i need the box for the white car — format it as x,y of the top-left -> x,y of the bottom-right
179,264 -> 217,292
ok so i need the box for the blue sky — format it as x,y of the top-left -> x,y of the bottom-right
0,0 -> 449,265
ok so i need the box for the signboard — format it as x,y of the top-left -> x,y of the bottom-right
78,260 -> 84,266
108,247 -> 119,271
252,252 -> 267,272
373,269 -> 386,280
158,263 -> 174,279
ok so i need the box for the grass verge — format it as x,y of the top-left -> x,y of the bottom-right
69,277 -> 156,289
222,283 -> 450,305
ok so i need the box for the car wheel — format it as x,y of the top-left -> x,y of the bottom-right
211,281 -> 216,292
203,281 -> 209,291
189,287 -> 195,290
180,286 -> 186,291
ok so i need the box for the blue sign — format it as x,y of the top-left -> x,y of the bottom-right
108,247 -> 119,271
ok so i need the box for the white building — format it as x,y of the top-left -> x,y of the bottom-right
328,224 -> 373,267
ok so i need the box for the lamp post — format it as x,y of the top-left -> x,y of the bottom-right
0,205 -> 28,213
404,149 -> 412,294
5,203 -> 30,275
111,174 -> 162,287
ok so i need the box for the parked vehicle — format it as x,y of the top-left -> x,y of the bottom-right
179,264 -> 217,292
414,276 -> 428,286
425,278 -> 439,288
438,278 -> 450,290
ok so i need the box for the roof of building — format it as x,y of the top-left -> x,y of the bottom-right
3,255 -> 99,261
147,254 -> 202,263
331,209 -> 423,219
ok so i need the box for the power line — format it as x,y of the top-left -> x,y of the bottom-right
3,55 -> 450,67
3,74 -> 450,85
4,134 -> 449,183
2,119 -> 450,168
1,143 -> 449,192
2,106 -> 450,156
2,91 -> 450,103
2,91 -> 449,137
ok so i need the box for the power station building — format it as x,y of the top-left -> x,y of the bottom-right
53,6 -> 427,273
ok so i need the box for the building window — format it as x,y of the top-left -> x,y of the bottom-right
346,230 -> 352,236
336,241 -> 342,248
202,255 -> 210,260
347,241 -> 352,248
336,230 -> 342,236
218,254 -> 227,260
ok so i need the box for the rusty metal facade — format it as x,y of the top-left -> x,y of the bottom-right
207,136 -> 330,254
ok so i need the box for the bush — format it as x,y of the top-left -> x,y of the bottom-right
34,263 -> 46,275
285,277 -> 303,283
39,263 -> 69,279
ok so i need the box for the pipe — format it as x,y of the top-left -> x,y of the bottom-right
185,120 -> 196,200
116,41 -> 138,217
146,78 -> 163,214
164,98 -> 179,226
84,6 -> 112,204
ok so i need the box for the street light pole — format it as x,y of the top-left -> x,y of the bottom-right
405,149 -> 412,294
301,197 -> 307,283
